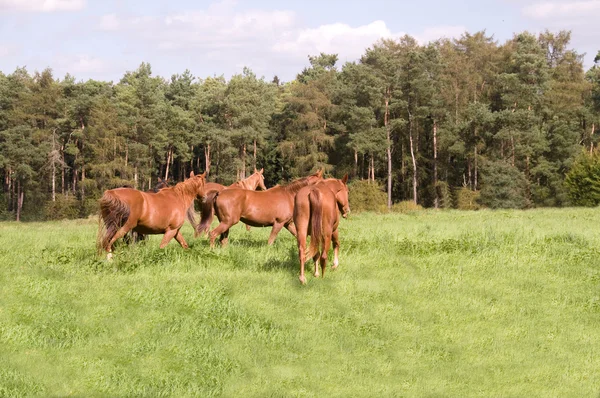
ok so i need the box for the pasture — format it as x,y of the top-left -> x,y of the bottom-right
1,208 -> 599,397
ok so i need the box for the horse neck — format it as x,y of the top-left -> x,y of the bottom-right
281,177 -> 312,196
173,180 -> 200,205
243,174 -> 260,190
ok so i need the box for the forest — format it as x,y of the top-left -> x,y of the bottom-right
1,29 -> 600,221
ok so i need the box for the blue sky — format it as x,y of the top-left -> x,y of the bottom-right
0,0 -> 598,82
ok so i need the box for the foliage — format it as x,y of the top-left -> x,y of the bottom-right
478,161 -> 530,209
347,180 -> 387,213
391,200 -> 423,213
454,187 -> 482,210
565,150 -> 600,206
0,29 -> 599,220
44,194 -> 80,220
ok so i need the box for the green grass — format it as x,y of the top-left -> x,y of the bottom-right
1,208 -> 599,397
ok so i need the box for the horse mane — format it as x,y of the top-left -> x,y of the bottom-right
173,177 -> 201,199
280,175 -> 314,195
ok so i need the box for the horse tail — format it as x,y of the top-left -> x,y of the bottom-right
97,191 -> 130,253
197,190 -> 219,237
186,203 -> 197,231
308,188 -> 323,260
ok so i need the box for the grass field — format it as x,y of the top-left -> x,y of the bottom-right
1,208 -> 599,397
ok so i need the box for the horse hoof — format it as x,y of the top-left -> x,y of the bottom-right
106,253 -> 113,261
299,276 -> 307,285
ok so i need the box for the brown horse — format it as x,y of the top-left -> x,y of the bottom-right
198,169 -> 323,247
97,171 -> 206,258
194,168 -> 267,236
124,177 -> 173,244
293,176 -> 350,284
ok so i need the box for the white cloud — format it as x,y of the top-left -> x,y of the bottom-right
92,1 -> 468,80
416,25 -> 467,43
273,20 -> 397,62
523,0 -> 600,19
0,0 -> 85,12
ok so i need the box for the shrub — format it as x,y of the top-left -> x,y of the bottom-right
478,160 -> 529,209
454,187 -> 481,210
391,200 -> 423,213
435,181 -> 453,209
565,150 -> 600,206
44,195 -> 80,220
348,180 -> 388,213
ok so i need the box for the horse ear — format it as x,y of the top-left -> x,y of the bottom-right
190,171 -> 195,178
200,171 -> 206,178
342,174 -> 348,185
259,168 -> 264,174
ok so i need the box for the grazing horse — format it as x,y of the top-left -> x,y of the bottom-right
97,171 -> 206,258
198,169 -> 323,247
195,168 -> 267,236
293,175 -> 350,284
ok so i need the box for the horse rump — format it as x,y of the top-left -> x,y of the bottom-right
97,191 -> 131,253
196,190 -> 219,237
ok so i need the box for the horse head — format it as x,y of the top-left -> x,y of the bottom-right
254,168 -> 267,190
189,171 -> 207,196
324,175 -> 350,218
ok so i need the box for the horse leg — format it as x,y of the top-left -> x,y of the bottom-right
319,235 -> 332,278
174,230 -> 189,249
209,222 -> 231,248
105,221 -> 136,258
219,229 -> 230,247
331,229 -> 340,270
267,222 -> 285,245
159,229 -> 179,248
313,252 -> 321,278
284,221 -> 297,237
296,224 -> 308,285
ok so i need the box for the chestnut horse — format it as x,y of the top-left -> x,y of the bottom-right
97,171 -> 206,258
198,169 -> 323,247
194,168 -> 267,236
124,177 -> 173,244
293,176 -> 350,284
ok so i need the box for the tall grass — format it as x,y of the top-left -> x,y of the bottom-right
1,208 -> 599,396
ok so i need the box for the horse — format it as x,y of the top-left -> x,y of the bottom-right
198,169 -> 323,247
123,177 -> 172,244
194,168 -> 267,236
97,171 -> 206,259
293,175 -> 350,284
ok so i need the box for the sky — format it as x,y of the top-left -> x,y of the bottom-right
0,0 -> 599,83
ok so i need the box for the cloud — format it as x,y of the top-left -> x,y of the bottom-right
273,20 -> 398,62
0,0 -> 85,12
522,0 -> 600,19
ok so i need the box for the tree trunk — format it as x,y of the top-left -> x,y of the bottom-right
134,167 -> 138,189
253,139 -> 257,171
16,180 -> 23,222
165,148 -> 172,180
81,164 -> 85,202
591,123 -> 595,155
125,142 -> 128,167
61,147 -> 65,195
371,157 -> 375,182
409,121 -> 417,205
7,168 -> 11,212
433,120 -> 438,209
51,155 -> 56,202
511,135 -> 515,167
241,143 -> 247,179
384,89 -> 392,209
474,145 -> 478,191
205,143 -> 211,177
354,149 -> 358,178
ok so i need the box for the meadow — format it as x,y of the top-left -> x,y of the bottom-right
1,208 -> 599,397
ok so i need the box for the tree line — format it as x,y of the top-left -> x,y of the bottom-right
1,29 -> 600,221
